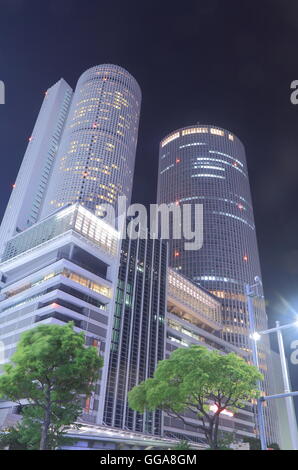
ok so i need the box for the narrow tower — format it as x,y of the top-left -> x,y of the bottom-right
0,79 -> 73,253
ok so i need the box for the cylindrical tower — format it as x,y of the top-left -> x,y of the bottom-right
157,124 -> 279,443
157,124 -> 267,346
41,64 -> 141,219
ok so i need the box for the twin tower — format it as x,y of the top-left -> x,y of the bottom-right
0,64 -> 277,443
0,63 -> 266,348
0,65 -> 141,251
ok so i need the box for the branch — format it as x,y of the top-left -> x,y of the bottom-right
164,407 -> 207,434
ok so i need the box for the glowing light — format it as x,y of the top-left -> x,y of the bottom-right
28,136 -> 33,142
12,183 -> 16,189
161,132 -> 180,148
210,404 -> 234,417
243,255 -> 248,261
210,128 -> 224,136
51,302 -> 60,309
182,127 -> 208,136
250,332 -> 261,341
174,251 -> 180,257
176,158 -> 180,163
237,204 -> 244,210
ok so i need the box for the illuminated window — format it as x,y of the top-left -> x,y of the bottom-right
181,127 -> 208,136
210,128 -> 224,136
193,165 -> 225,171
191,173 -> 225,179
195,276 -> 240,285
179,142 -> 206,149
212,211 -> 255,230
209,150 -> 244,168
161,132 -> 180,148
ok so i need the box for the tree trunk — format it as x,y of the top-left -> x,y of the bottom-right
40,388 -> 51,450
206,415 -> 220,450
212,414 -> 220,449
206,419 -> 215,449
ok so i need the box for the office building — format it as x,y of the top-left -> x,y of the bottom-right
41,64 -> 141,219
104,231 -> 167,436
0,204 -> 120,428
164,268 -> 256,444
0,64 -> 141,256
157,125 -> 279,444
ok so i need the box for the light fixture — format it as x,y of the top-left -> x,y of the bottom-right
209,404 -> 234,417
250,332 -> 261,341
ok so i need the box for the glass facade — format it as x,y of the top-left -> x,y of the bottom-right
157,125 -> 279,444
0,79 -> 73,255
41,64 -> 141,219
165,269 -> 256,443
2,204 -> 119,262
168,269 -> 221,328
104,235 -> 167,435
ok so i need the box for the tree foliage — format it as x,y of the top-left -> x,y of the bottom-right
128,345 -> 263,449
243,437 -> 280,450
172,439 -> 191,450
243,436 -> 261,450
0,322 -> 102,450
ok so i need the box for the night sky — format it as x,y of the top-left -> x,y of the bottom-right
0,0 -> 298,331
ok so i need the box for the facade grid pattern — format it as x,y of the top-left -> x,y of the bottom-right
157,125 -> 279,444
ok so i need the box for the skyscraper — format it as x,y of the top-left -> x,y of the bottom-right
157,125 -> 267,345
0,204 -> 121,427
157,124 -> 279,443
0,79 -> 73,253
104,230 -> 167,435
164,268 -> 256,443
0,64 -> 141,255
41,65 -> 141,219
0,64 -> 141,429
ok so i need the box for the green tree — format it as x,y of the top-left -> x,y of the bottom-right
243,436 -> 261,450
0,406 -> 77,450
216,430 -> 235,450
172,439 -> 191,450
128,345 -> 262,449
267,442 -> 280,450
243,437 -> 280,450
0,427 -> 26,450
0,323 -> 102,450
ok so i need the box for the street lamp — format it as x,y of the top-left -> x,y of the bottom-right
246,280 -> 267,450
246,280 -> 298,450
259,320 -> 298,450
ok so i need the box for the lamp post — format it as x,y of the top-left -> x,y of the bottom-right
246,281 -> 298,450
245,281 -> 267,450
276,320 -> 298,448
259,321 -> 298,450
